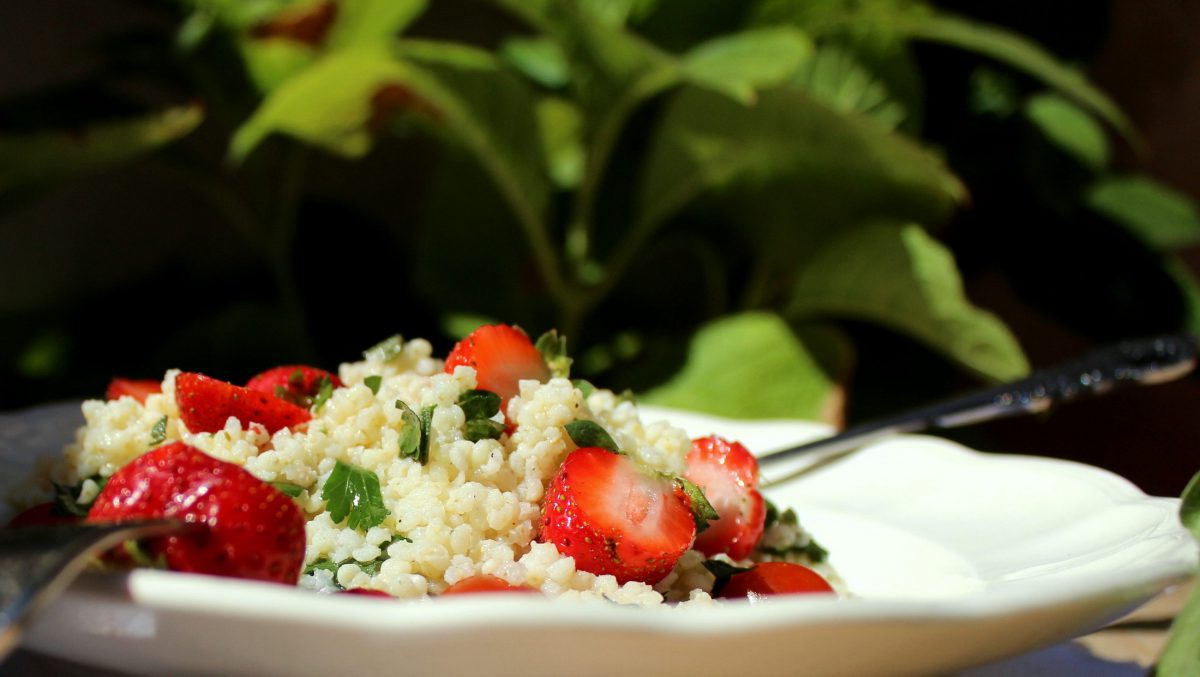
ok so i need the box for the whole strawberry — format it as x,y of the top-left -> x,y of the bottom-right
444,324 -> 551,420
176,372 -> 311,434
539,447 -> 697,585
87,442 -> 306,584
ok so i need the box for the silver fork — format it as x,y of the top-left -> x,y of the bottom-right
0,520 -> 185,661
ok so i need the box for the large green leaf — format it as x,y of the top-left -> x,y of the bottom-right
793,44 -> 905,130
641,312 -> 852,422
1024,93 -> 1109,172
1087,176 -> 1200,252
325,0 -> 427,48
680,26 -> 813,105
786,222 -> 1029,381
1158,470 -> 1200,677
632,86 -> 965,257
0,105 -> 203,194
896,12 -> 1138,147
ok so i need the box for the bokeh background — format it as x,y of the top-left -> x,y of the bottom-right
2,0 -> 1198,495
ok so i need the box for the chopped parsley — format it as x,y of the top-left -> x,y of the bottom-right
148,415 -> 168,447
395,400 -> 422,460
364,375 -> 383,395
312,376 -> 334,412
676,477 -> 719,532
302,535 -> 411,587
270,481 -> 304,498
418,405 -> 436,464
322,460 -> 389,530
457,390 -> 504,441
364,335 -> 405,362
563,419 -> 619,453
535,329 -> 572,378
571,379 -> 596,399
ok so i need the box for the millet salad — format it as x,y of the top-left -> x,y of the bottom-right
7,325 -> 837,606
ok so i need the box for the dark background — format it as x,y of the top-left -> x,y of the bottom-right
1,0 -> 1198,495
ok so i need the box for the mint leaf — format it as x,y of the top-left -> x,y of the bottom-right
365,334 -> 404,362
465,418 -> 505,442
395,400 -> 422,460
364,375 -> 383,395
676,477 -> 720,533
702,559 -> 754,596
322,460 -> 389,530
457,389 -> 501,420
149,415 -> 168,447
535,329 -> 572,378
572,379 -> 596,399
564,420 -> 619,453
418,405 -> 436,464
312,376 -> 334,412
271,481 -> 304,498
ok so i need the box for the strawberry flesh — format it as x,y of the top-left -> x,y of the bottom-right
176,371 -> 311,434
442,575 -> 536,595
245,365 -> 342,407
539,447 -> 695,585
685,436 -> 766,560
86,442 -> 306,584
717,561 -> 834,598
444,324 -> 551,420
106,378 -> 162,404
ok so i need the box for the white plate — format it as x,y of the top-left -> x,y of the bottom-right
1,402 -> 1195,677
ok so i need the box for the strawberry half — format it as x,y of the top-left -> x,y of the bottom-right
245,365 -> 342,407
539,447 -> 696,585
175,372 -> 311,434
444,324 -> 551,419
441,575 -> 536,595
684,436 -> 766,560
106,378 -> 162,404
86,442 -> 306,584
717,562 -> 834,598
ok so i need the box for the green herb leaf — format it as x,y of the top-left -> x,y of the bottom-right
364,375 -> 383,395
763,497 -> 780,529
702,559 -> 754,596
676,477 -> 720,533
321,460 -> 390,531
502,36 -> 571,89
395,400 -> 422,460
564,420 -> 619,453
149,416 -> 168,447
304,559 -> 342,578
1024,93 -> 1109,171
572,379 -> 596,399
271,481 -> 304,498
52,482 -> 91,518
680,26 -> 813,105
457,389 -> 501,420
465,418 -> 505,442
1087,176 -> 1200,252
312,376 -> 334,412
365,334 -> 405,362
535,329 -> 572,378
418,405 -> 436,465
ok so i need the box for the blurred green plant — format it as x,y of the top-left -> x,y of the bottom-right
1,0 -> 1198,426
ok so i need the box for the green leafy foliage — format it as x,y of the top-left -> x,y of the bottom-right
702,559 -> 754,596
364,375 -> 382,395
321,459 -> 389,530
678,26 -> 813,105
563,419 -> 619,453
1024,94 -> 1108,171
149,416 -> 169,448
1157,471 -> 1200,676
641,313 -> 851,422
535,329 -> 572,378
1087,177 -> 1200,251
676,476 -> 719,532
394,400 -> 422,459
365,335 -> 404,362
457,389 -> 505,441
312,376 -> 334,411
787,222 -> 1028,381
793,45 -> 905,130
271,481 -> 305,498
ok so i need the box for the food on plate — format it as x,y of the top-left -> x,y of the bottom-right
12,324 -> 836,606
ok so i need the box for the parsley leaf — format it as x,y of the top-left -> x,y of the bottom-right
535,329 -> 572,378
564,419 -> 619,453
364,335 -> 404,362
676,477 -> 720,532
322,460 -> 389,530
418,405 -> 436,464
465,418 -> 505,441
271,481 -> 304,498
312,377 -> 334,412
571,379 -> 596,399
364,375 -> 383,395
457,389 -> 500,420
149,415 -> 168,447
395,400 -> 422,460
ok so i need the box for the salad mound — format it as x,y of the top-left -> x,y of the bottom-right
11,325 -> 835,605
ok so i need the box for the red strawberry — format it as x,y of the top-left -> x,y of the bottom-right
685,436 -> 766,560
717,562 -> 834,598
441,575 -> 536,595
341,588 -> 392,598
539,447 -> 696,585
106,378 -> 162,404
6,502 -> 81,528
175,372 -> 311,434
86,442 -> 306,584
245,365 -> 342,407
444,324 -> 551,419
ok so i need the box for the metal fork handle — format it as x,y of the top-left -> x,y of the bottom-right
758,333 -> 1198,486
0,520 -> 185,661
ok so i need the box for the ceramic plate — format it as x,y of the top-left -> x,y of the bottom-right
1,402 -> 1194,677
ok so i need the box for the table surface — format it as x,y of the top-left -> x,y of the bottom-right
1,581 -> 1189,676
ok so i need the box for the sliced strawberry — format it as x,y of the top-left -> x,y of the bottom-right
341,588 -> 392,598
86,442 -> 306,584
175,371 -> 311,434
442,575 -> 536,595
539,447 -> 696,585
245,365 -> 342,407
685,436 -> 766,560
6,502 -> 81,528
444,324 -> 551,420
106,378 -> 162,404
717,562 -> 834,598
